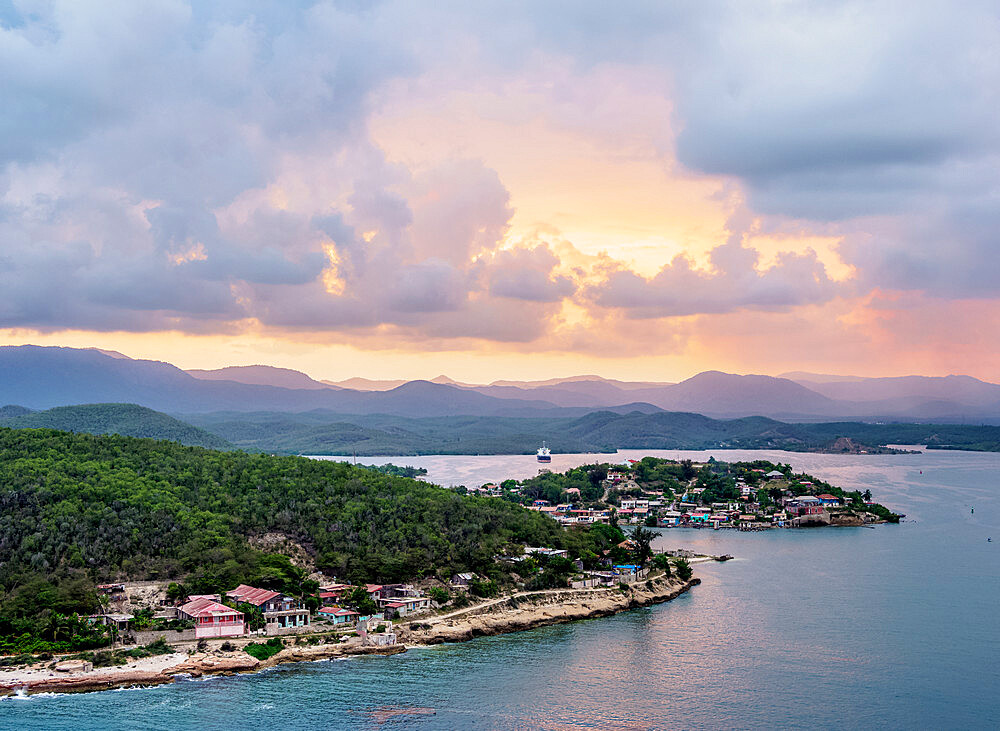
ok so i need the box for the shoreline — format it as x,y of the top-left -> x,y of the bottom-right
0,576 -> 698,697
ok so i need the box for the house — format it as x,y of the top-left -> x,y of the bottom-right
765,470 -> 785,479
785,496 -> 825,516
317,606 -> 359,625
227,585 -> 286,612
451,572 -> 476,587
317,584 -> 350,604
87,613 -> 133,631
380,596 -> 432,618
187,594 -> 220,603
817,494 -> 842,506
227,584 -> 310,630
96,583 -> 127,601
177,597 -> 245,638
660,510 -> 682,526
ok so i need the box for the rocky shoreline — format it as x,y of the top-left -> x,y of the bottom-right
402,576 -> 699,645
0,576 -> 697,697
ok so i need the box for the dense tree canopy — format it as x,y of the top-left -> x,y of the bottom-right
0,428 -> 568,620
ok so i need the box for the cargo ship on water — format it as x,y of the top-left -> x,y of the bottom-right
536,443 -> 551,463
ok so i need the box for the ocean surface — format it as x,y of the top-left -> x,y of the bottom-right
4,448 -> 999,729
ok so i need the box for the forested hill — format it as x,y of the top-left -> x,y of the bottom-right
0,429 -> 562,613
0,403 -> 232,450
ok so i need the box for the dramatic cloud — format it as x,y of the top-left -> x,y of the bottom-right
588,242 -> 837,318
0,1 -> 997,377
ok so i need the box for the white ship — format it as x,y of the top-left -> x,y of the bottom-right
536,443 -> 551,463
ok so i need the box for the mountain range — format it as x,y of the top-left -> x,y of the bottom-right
2,344 -> 1000,422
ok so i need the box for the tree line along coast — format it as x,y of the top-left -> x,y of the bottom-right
0,427 -> 896,691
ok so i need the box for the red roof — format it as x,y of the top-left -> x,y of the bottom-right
179,597 -> 243,619
319,606 -> 358,617
365,584 -> 383,593
817,494 -> 840,500
385,601 -> 405,608
227,584 -> 280,607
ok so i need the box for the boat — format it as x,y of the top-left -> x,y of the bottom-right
536,443 -> 551,463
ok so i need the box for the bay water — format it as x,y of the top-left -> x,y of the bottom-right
3,448 -> 998,729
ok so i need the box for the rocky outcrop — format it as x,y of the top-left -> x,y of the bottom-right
165,653 -> 261,677
261,642 -> 405,667
403,577 -> 699,645
1,670 -> 175,695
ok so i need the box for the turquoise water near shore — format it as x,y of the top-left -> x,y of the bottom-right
3,448 -> 999,729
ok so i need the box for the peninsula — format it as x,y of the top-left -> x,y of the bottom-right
472,456 -> 902,529
0,428 -> 895,695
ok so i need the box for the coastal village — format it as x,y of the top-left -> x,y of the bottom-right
82,458 -> 896,648
466,456 -> 899,530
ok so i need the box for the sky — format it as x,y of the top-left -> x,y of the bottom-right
1,0 -> 998,383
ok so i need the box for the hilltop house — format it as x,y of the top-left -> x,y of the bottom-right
177,597 -> 245,639
375,584 -> 432,618
227,584 -> 310,630
96,583 -> 127,601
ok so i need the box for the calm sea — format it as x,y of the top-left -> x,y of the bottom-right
3,448 -> 999,729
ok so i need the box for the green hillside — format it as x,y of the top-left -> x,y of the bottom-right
0,428 -> 606,652
0,403 -> 232,449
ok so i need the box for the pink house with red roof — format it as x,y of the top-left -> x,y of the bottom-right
177,597 -> 245,638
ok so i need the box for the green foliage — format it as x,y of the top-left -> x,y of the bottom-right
629,526 -> 655,568
343,587 -> 379,617
468,578 -> 499,598
233,602 -> 266,631
359,463 -> 428,478
244,637 -> 284,661
651,554 -> 672,576
673,558 -> 693,582
0,427 -> 565,609
427,587 -> 450,605
0,403 -> 231,449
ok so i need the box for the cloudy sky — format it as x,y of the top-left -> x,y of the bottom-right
2,0 -> 998,381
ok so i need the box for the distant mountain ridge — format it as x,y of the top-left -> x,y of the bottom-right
188,365 -> 337,390
3,344 -> 1000,422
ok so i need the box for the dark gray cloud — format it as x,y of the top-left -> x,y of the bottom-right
1,0 -> 996,343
